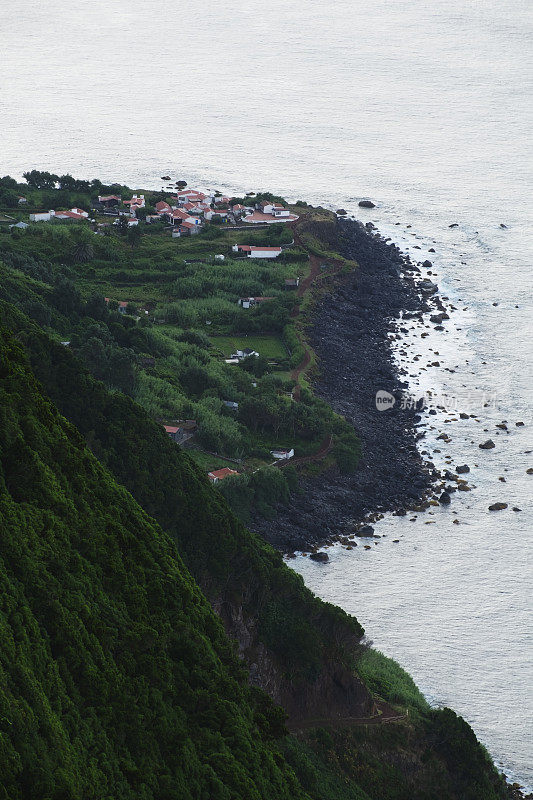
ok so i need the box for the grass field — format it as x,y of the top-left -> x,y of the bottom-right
187,449 -> 241,473
209,334 -> 288,360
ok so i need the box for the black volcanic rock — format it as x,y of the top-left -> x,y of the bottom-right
251,217 -> 433,551
358,199 -> 376,208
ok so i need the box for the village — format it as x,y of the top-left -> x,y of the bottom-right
4,182 -> 312,488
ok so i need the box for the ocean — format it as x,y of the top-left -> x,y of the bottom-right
1,0 -> 531,789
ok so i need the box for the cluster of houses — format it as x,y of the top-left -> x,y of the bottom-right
96,189 -> 299,237
17,186 -> 299,241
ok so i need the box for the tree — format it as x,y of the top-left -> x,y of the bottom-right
71,239 -> 94,263
0,186 -> 19,207
126,225 -> 142,249
85,294 -> 108,320
23,170 -> 59,189
116,216 -> 129,235
51,278 -> 82,316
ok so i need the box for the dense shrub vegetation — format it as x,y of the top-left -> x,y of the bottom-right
0,326 -> 308,800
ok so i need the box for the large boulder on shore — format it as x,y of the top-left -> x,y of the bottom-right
479,439 -> 495,449
355,525 -> 375,537
429,313 -> 447,324
456,464 -> 470,474
439,491 -> 452,505
488,502 -> 508,511
358,200 -> 375,209
419,279 -> 438,294
310,551 -> 329,563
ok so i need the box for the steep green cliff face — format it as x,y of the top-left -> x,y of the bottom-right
1,300 -> 372,727
0,327 -> 307,800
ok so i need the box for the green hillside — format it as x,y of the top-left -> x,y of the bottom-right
0,326 -> 307,800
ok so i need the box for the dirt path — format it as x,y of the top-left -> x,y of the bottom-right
276,434 -> 333,469
289,700 -> 407,733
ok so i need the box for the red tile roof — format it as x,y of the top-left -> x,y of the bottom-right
249,246 -> 282,252
164,425 -> 181,434
208,468 -> 239,481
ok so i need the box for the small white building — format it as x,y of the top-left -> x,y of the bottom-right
232,245 -> 282,259
271,448 -> 295,460
232,348 -> 259,360
205,208 -> 229,221
29,210 -> 54,222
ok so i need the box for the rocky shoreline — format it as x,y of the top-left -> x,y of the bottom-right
251,216 -> 445,552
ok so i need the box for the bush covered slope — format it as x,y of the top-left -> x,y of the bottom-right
1,300 -> 371,725
0,326 -> 308,800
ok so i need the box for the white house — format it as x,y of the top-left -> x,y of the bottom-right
271,448 -> 295,460
231,245 -> 282,258
174,189 -> 209,205
214,254 -> 225,261
155,200 -> 172,215
29,210 -> 54,222
208,467 -> 239,484
232,348 -> 259,360
205,208 -> 229,221
242,210 -> 299,225
124,194 -> 145,211
54,208 -> 88,220
231,203 -> 253,217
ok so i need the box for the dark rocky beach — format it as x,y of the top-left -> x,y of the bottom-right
251,216 -> 442,552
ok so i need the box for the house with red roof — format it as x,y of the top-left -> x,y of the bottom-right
163,424 -> 187,443
232,244 -> 282,259
54,208 -> 89,220
98,194 -> 121,207
172,220 -> 200,237
123,194 -> 145,213
204,208 -> 229,221
155,200 -> 172,214
208,468 -> 239,484
174,189 -> 209,205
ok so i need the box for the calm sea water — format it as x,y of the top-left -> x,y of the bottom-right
1,0 -> 532,788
